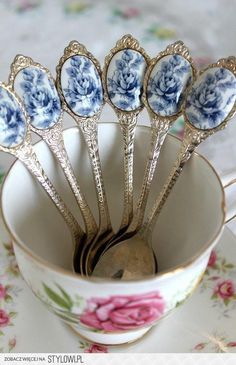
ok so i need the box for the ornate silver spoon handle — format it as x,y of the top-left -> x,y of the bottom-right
131,117 -> 170,232
144,56 -> 236,235
79,117 -> 112,233
143,125 -> 206,234
9,55 -> 97,241
117,111 -> 139,232
56,40 -> 113,275
35,120 -> 97,239
14,142 -> 84,239
102,35 -> 150,237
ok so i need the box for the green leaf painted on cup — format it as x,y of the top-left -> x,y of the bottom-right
0,172 -> 5,184
43,284 -> 72,310
56,284 -> 73,308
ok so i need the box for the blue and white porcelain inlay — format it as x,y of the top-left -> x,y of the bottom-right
14,66 -> 61,130
186,67 -> 236,130
0,86 -> 27,148
107,49 -> 147,111
61,55 -> 103,117
147,54 -> 192,117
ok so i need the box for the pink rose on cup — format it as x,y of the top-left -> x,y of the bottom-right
0,284 -> 6,299
207,250 -> 217,268
80,292 -> 165,331
227,342 -> 236,348
84,344 -> 108,353
0,309 -> 10,328
214,280 -> 235,299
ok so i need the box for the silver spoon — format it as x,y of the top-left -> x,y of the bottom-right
94,41 -> 196,278
86,34 -> 150,274
9,55 -> 98,273
0,82 -> 84,265
93,57 -> 236,279
56,40 -> 113,275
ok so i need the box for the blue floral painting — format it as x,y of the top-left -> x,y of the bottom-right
147,54 -> 192,117
186,68 -> 236,129
61,55 -> 103,117
0,86 -> 26,148
14,66 -> 61,130
107,49 -> 147,111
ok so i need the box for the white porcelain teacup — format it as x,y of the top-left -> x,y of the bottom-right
1,123 -> 235,345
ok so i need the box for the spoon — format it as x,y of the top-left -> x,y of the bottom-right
93,41 -> 196,278
86,34 -> 150,274
9,55 -> 98,272
93,57 -> 236,279
0,82 -> 84,264
56,40 -> 113,275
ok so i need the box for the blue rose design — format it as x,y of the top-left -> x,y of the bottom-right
189,77 -> 223,121
18,67 -> 61,129
109,67 -> 139,98
0,88 -> 26,148
147,55 -> 192,116
148,67 -> 182,106
186,69 -> 236,129
64,72 -> 102,115
62,55 -> 103,117
23,84 -> 61,128
107,49 -> 146,111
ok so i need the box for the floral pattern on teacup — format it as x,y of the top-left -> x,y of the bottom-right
14,66 -> 61,130
186,67 -> 236,129
80,341 -> 108,353
41,284 -> 165,332
213,280 -> 235,302
0,86 -> 27,148
107,49 -> 147,111
147,54 -> 192,116
61,55 -> 103,117
80,292 -> 165,331
201,249 -> 236,317
0,240 -> 20,352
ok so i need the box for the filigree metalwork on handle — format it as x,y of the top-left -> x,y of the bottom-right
143,124 -> 207,234
78,116 -> 114,275
9,54 -> 97,242
34,119 -> 98,238
130,117 -> 170,233
117,110 -> 139,231
79,116 -> 112,231
14,141 -> 84,240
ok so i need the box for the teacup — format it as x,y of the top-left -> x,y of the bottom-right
1,123 -> 235,345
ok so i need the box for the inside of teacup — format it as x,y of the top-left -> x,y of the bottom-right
1,123 -> 224,274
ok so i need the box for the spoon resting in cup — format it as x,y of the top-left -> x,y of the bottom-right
56,41 -> 114,275
93,57 -> 236,279
86,34 -> 150,274
0,83 -> 84,268
9,55 -> 98,273
93,41 -> 196,278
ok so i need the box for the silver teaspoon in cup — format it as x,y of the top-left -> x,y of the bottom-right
93,57 -> 236,279
9,55 -> 98,273
56,41 -> 113,275
93,41 -> 197,278
0,82 -> 84,265
86,34 -> 150,274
